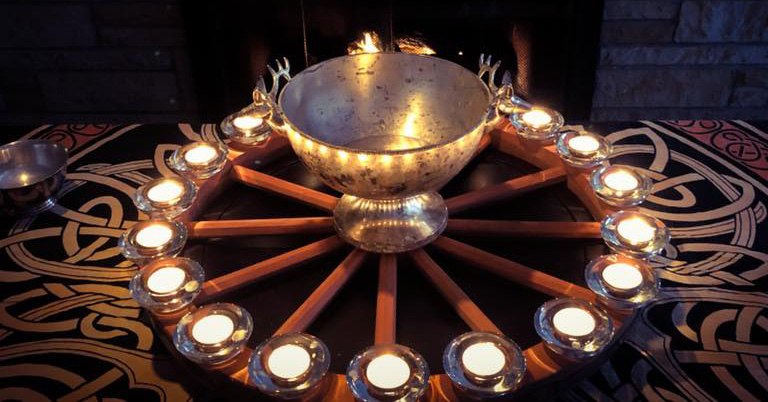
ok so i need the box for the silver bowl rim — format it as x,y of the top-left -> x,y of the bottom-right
0,138 -> 68,190
278,52 -> 492,155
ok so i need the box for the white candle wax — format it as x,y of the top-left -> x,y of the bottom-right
521,109 -> 552,128
602,263 -> 643,290
461,342 -> 506,377
604,171 -> 639,192
366,354 -> 411,389
135,224 -> 173,248
552,307 -> 596,337
267,344 -> 312,379
146,266 -> 186,294
616,218 -> 655,245
233,115 -> 263,130
568,135 -> 600,154
192,314 -> 234,345
184,144 -> 217,166
147,180 -> 184,204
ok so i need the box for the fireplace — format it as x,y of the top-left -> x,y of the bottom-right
180,0 -> 604,122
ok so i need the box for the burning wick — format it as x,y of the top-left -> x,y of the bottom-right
604,171 -> 639,192
552,307 -> 596,337
267,344 -> 312,380
146,180 -> 184,205
461,342 -> 506,378
616,218 -> 655,245
135,224 -> 174,248
184,144 -> 218,166
366,354 -> 411,390
521,110 -> 552,128
192,314 -> 234,345
233,115 -> 264,130
602,263 -> 643,290
568,135 -> 600,154
146,266 -> 186,294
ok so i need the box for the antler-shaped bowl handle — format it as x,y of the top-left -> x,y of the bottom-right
251,57 -> 292,136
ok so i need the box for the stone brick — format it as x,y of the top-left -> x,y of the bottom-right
0,5 -> 96,47
593,69 -> 731,107
0,49 -> 173,71
731,87 -> 768,107
95,3 -> 181,26
601,45 -> 768,66
0,72 -> 44,111
675,1 -> 768,43
101,28 -> 185,47
591,107 -> 768,121
604,1 -> 680,20
739,69 -> 768,87
39,72 -> 180,112
601,21 -> 676,44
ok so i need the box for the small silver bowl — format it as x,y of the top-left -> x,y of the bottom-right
0,139 -> 68,216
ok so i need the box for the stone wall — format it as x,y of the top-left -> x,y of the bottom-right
592,0 -> 768,121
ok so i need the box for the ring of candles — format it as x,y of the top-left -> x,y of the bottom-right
534,298 -> 614,359
443,331 -> 526,397
600,211 -> 670,259
132,176 -> 197,219
346,344 -> 429,402
509,107 -> 564,141
129,257 -> 204,313
173,303 -> 253,365
169,141 -> 228,180
249,333 -> 330,399
221,103 -> 274,146
590,165 -> 652,207
555,131 -> 613,168
118,220 -> 188,266
585,254 -> 659,310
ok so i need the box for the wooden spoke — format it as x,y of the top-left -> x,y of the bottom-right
491,123 -> 563,169
445,166 -> 566,215
187,217 -> 335,238
275,249 -> 368,335
446,219 -> 602,239
408,248 -> 502,334
198,236 -> 347,302
431,236 -> 596,302
231,165 -> 338,212
375,254 -> 398,345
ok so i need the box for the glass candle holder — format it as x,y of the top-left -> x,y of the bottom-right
443,331 -> 526,398
169,141 -> 228,180
132,176 -> 197,219
118,220 -> 187,266
509,107 -> 564,141
129,257 -> 204,313
496,84 -> 532,116
221,103 -> 273,146
249,332 -> 330,399
590,165 -> 652,207
585,254 -> 659,310
347,344 -> 429,402
555,131 -> 612,168
601,211 -> 670,259
173,303 -> 253,365
534,298 -> 614,359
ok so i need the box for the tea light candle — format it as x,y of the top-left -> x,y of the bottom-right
462,342 -> 506,377
233,115 -> 264,130
192,313 -> 235,345
366,354 -> 411,389
267,344 -> 312,380
567,135 -> 600,155
585,254 -> 659,310
135,224 -> 173,248
616,217 -> 656,245
521,109 -> 552,128
601,263 -> 643,290
146,266 -> 186,294
604,170 -> 639,192
146,179 -> 184,205
184,143 -> 218,166
130,257 -> 203,313
601,211 -> 669,259
552,307 -> 596,337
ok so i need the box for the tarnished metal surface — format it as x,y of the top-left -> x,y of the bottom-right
0,139 -> 67,215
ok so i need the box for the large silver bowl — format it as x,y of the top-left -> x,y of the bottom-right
272,53 -> 492,252
0,139 -> 68,216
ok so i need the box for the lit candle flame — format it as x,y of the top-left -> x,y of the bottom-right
191,314 -> 234,345
267,344 -> 312,380
521,109 -> 552,128
135,224 -> 173,248
602,263 -> 643,290
366,354 -> 410,389
616,217 -> 655,245
146,266 -> 186,294
184,144 -> 218,166
348,32 -> 382,55
146,180 -> 184,205
233,115 -> 263,130
604,171 -> 639,192
568,135 -> 600,154
552,307 -> 596,337
461,342 -> 506,377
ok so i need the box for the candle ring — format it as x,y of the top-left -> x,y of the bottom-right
119,220 -> 187,266
443,331 -> 526,398
555,131 -> 612,168
169,141 -> 229,180
132,176 -> 197,219
590,165 -> 652,207
221,103 -> 273,146
534,298 -> 614,359
346,344 -> 429,402
601,211 -> 670,259
173,303 -> 253,365
129,257 -> 204,313
249,333 -> 330,399
509,107 -> 564,141
585,254 -> 659,310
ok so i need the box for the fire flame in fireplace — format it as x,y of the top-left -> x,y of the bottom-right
348,32 -> 382,54
396,37 -> 436,55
